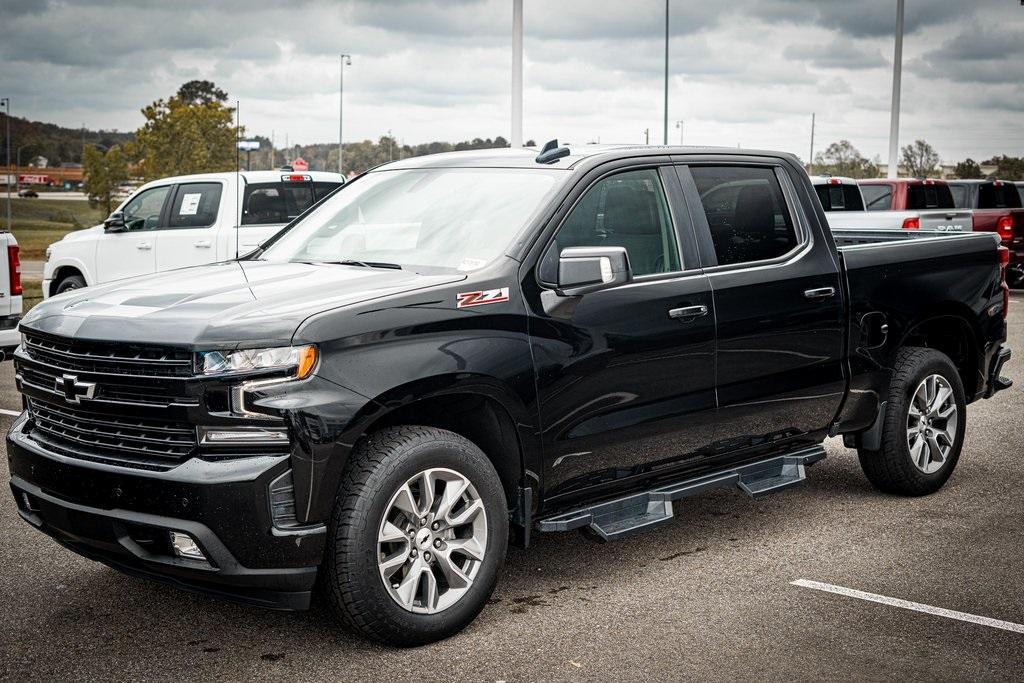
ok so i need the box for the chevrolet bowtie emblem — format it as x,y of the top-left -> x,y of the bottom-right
56,374 -> 96,404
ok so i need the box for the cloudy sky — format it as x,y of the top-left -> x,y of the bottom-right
2,0 -> 1023,163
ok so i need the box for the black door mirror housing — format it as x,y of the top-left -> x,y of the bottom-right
557,246 -> 631,296
104,211 -> 126,232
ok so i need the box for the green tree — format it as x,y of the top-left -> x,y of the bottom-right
986,155 -> 1024,180
900,139 -> 940,178
82,144 -> 129,214
176,79 -> 228,105
133,82 -> 238,181
814,140 -> 878,178
953,158 -> 983,179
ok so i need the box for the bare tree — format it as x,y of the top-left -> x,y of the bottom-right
900,139 -> 941,178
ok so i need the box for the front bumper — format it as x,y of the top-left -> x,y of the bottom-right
7,416 -> 326,610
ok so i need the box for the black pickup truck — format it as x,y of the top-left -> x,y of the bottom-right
7,145 -> 1012,645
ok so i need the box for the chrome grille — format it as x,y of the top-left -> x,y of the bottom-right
27,398 -> 197,470
18,363 -> 197,408
23,330 -> 193,377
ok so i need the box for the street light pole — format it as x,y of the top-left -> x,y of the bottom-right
511,0 -> 523,148
2,98 -> 10,233
663,0 -> 669,145
887,0 -> 904,179
339,54 -> 351,176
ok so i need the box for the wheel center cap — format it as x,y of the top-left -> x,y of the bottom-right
415,528 -> 432,548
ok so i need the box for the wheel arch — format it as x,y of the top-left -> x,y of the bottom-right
897,307 -> 982,400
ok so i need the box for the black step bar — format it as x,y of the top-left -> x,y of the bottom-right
537,445 -> 825,541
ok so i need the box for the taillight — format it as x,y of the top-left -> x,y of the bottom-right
902,217 -> 920,230
7,244 -> 21,296
997,215 -> 1014,241
999,244 -> 1011,268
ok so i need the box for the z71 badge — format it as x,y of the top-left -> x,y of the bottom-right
457,287 -> 510,308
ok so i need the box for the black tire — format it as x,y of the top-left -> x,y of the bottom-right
323,425 -> 508,646
858,347 -> 966,496
55,275 -> 86,295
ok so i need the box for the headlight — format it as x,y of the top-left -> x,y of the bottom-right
198,345 -> 318,378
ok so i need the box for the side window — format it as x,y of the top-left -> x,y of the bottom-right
122,185 -> 171,231
861,184 -> 893,211
544,168 -> 680,278
690,166 -> 798,266
241,183 -> 315,225
165,183 -> 223,229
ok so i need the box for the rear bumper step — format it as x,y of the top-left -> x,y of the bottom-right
537,446 -> 825,541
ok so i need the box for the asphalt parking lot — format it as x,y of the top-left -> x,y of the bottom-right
2,299 -> 1023,681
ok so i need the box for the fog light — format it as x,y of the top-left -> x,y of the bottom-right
169,531 -> 206,561
199,426 -> 290,445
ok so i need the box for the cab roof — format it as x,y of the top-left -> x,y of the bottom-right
378,144 -> 801,172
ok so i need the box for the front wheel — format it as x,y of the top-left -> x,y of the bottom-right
323,426 -> 508,646
858,347 -> 966,496
55,275 -> 86,295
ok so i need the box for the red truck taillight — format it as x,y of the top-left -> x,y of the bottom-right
7,244 -> 21,296
902,217 -> 920,230
997,215 -> 1014,242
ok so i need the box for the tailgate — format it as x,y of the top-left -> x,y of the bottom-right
918,209 -> 973,233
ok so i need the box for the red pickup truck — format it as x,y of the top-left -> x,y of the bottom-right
946,179 -> 1024,286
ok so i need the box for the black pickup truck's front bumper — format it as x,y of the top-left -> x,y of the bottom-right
7,415 -> 325,610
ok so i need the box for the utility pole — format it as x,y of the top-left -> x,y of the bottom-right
675,120 -> 684,145
808,113 -> 816,173
887,0 -> 904,179
339,54 -> 352,175
644,128 -> 650,145
511,0 -> 523,148
663,0 -> 669,145
2,98 -> 10,233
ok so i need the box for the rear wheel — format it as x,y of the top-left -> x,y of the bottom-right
858,347 -> 966,496
323,426 -> 508,646
55,274 -> 86,295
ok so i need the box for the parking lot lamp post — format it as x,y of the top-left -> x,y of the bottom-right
339,54 -> 351,175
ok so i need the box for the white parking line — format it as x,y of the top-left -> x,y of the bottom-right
792,579 -> 1024,634
0,408 -> 22,417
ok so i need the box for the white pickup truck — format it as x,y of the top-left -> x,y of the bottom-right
42,170 -> 344,298
811,175 -> 973,232
0,231 -> 22,358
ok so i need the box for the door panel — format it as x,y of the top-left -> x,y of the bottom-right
527,165 -> 717,500
155,182 -> 225,272
96,184 -> 170,283
681,163 -> 845,453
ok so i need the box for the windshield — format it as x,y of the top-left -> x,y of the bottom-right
260,167 -> 565,272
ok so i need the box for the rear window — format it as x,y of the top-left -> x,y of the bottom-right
814,184 -> 864,211
860,184 -> 893,211
907,184 -> 955,210
978,182 -> 1023,210
948,183 -> 970,208
241,181 -> 343,226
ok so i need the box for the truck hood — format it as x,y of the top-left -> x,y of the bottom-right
21,260 -> 465,348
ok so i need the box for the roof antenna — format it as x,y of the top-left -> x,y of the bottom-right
535,139 -> 570,164
234,100 -> 240,261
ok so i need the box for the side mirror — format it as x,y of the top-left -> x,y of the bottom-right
557,246 -> 631,296
104,211 -> 126,232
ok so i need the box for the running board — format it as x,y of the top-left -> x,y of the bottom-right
537,446 -> 825,541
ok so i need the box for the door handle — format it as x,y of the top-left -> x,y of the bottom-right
804,286 -> 836,300
136,242 -> 152,250
669,305 -> 708,320
194,239 -> 212,248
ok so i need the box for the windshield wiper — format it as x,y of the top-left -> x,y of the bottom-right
328,259 -> 403,270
